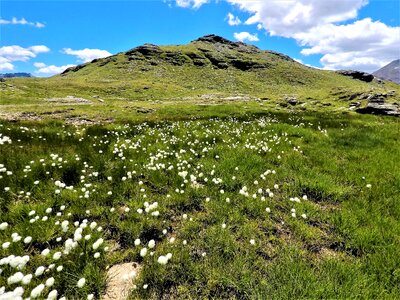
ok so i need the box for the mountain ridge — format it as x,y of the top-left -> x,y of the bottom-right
0,72 -> 33,78
373,59 -> 400,84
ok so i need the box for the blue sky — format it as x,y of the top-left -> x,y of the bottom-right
1,0 -> 399,76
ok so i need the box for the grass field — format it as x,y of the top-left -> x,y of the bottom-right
1,109 -> 399,299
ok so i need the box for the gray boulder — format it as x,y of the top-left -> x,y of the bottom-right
356,102 -> 399,117
336,70 -> 374,82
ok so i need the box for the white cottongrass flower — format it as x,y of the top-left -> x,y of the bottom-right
134,238 -> 141,246
24,236 -> 32,244
140,247 -> 148,257
0,222 -> 9,230
7,271 -> 24,284
221,223 -> 226,229
94,252 -> 100,259
266,207 -> 271,213
92,238 -> 104,250
35,266 -> 45,277
47,289 -> 58,299
22,274 -> 33,285
77,277 -> 86,288
53,252 -> 62,260
30,283 -> 45,298
250,239 -> 256,245
148,240 -> 155,248
45,277 -> 55,287
87,294 -> 94,300
2,242 -> 11,249
41,248 -> 50,256
366,184 -> 372,188
157,255 -> 169,265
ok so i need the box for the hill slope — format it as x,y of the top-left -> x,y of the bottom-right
1,35 -> 399,122
373,59 -> 400,84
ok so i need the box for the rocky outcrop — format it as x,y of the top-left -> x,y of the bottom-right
193,34 -> 261,54
336,70 -> 374,82
126,44 -> 163,57
61,64 -> 88,75
195,34 -> 238,46
355,92 -> 399,116
265,51 -> 295,62
356,102 -> 399,117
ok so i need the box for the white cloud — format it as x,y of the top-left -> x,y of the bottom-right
33,62 -> 46,68
62,48 -> 112,63
0,45 -> 50,71
297,18 -> 400,72
233,32 -> 259,42
35,63 -> 76,75
227,0 -> 367,37
0,45 -> 50,62
0,57 -> 14,71
175,0 -> 208,9
225,0 -> 399,72
226,13 -> 241,26
0,17 -> 45,28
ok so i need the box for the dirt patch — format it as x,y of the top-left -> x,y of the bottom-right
102,262 -> 141,300
65,117 -> 113,126
46,95 -> 92,105
0,112 -> 42,121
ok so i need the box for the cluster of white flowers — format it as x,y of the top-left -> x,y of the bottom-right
0,134 -> 12,145
0,117 -> 329,297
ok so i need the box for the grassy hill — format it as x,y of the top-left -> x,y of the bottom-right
1,35 -> 399,122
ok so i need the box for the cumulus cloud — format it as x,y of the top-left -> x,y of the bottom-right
62,48 -> 112,63
34,63 -> 76,75
297,18 -> 400,72
0,45 -> 50,71
226,13 -> 241,26
0,45 -> 50,62
227,0 -> 367,37
0,57 -> 14,71
33,62 -> 46,68
0,17 -> 45,28
225,0 -> 399,72
233,32 -> 259,42
175,0 -> 208,9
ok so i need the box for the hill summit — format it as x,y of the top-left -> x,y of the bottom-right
62,34 -> 296,76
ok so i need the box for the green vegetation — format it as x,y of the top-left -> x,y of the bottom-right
0,110 -> 399,299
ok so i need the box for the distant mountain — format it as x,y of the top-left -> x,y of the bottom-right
0,72 -> 33,78
373,60 -> 400,84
